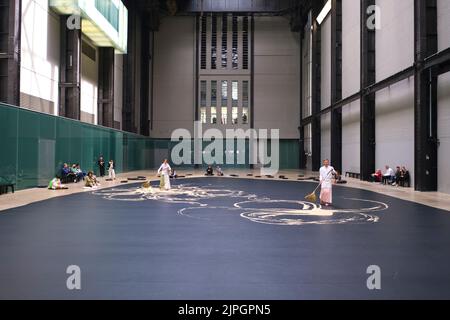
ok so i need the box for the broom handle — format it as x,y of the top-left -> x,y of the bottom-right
314,169 -> 335,192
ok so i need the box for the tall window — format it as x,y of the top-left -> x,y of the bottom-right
242,81 -> 249,124
200,16 -> 207,69
221,81 -> 228,106
232,81 -> 239,124
211,15 -> 217,70
221,14 -> 228,68
201,80 -> 207,124
198,15 -> 251,128
211,107 -> 217,124
243,16 -> 249,70
232,15 -> 238,69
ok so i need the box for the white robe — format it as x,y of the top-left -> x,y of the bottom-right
158,163 -> 172,190
319,165 -> 336,204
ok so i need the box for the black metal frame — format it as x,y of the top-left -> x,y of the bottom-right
414,0 -> 438,191
59,15 -> 81,120
98,48 -> 115,128
310,0 -> 323,172
0,0 -> 21,105
330,0 -> 342,173
360,0 -> 376,181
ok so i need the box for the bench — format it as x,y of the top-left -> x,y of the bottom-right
345,172 -> 361,179
0,177 -> 15,195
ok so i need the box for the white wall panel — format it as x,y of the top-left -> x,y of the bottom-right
437,0 -> 450,51
342,100 -> 361,174
114,54 -> 124,129
376,0 -> 414,81
254,16 -> 300,139
20,0 -> 60,115
321,16 -> 331,110
438,72 -> 450,194
152,17 -> 195,138
321,113 -> 331,162
342,0 -> 361,98
80,39 -> 98,124
375,78 -> 415,182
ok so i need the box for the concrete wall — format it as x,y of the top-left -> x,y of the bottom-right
438,72 -> 450,194
320,15 -> 331,110
374,0 -> 415,181
375,78 -> 415,179
114,54 -> 124,130
253,16 -> 300,139
342,100 -> 361,174
20,0 -> 60,115
152,16 -> 195,138
437,0 -> 450,51
80,37 -> 98,125
342,0 -> 360,98
321,113 -> 331,162
375,0 -> 414,81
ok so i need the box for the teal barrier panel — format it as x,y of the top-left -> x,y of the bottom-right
0,103 -> 155,190
0,103 -> 300,190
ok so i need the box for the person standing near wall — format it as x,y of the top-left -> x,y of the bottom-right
108,160 -> 116,181
98,156 -> 105,177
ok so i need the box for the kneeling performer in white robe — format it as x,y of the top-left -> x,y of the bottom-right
158,159 -> 172,190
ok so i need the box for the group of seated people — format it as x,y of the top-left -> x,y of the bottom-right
205,165 -> 224,177
49,171 -> 100,190
61,163 -> 86,183
371,165 -> 410,187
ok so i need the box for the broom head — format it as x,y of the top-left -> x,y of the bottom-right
305,192 -> 317,203
142,181 -> 151,188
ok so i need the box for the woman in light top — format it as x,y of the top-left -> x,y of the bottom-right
157,159 -> 172,190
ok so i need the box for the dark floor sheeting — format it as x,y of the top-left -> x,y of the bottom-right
0,178 -> 449,299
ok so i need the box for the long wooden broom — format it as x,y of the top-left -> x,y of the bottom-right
304,183 -> 321,203
304,170 -> 334,202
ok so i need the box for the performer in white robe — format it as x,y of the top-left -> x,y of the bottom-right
319,159 -> 337,206
157,159 -> 172,190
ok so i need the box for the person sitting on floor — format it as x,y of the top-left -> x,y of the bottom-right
170,169 -> 178,179
85,171 -> 100,189
334,171 -> 347,184
216,166 -> 224,177
205,166 -> 214,176
48,176 -> 68,190
371,169 -> 383,183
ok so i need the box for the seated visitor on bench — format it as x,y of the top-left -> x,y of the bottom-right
71,164 -> 85,182
62,163 -> 76,182
399,166 -> 411,187
371,169 -> 382,183
170,169 -> 177,179
382,165 -> 395,185
205,166 -> 214,176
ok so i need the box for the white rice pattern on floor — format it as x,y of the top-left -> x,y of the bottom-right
93,184 -> 389,226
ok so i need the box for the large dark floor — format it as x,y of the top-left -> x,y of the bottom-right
0,178 -> 449,299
